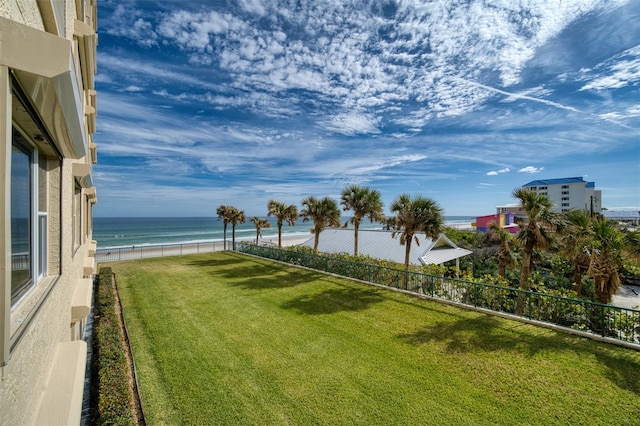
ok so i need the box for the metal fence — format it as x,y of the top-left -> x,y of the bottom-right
12,254 -> 29,269
236,242 -> 640,346
96,241 -> 227,263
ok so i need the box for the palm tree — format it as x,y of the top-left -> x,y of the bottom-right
300,196 -> 341,252
560,209 -> 592,296
382,216 -> 397,231
227,207 -> 246,249
587,218 -> 625,304
623,229 -> 640,259
216,204 -> 233,250
340,185 -> 384,256
512,188 -> 557,291
485,222 -> 517,278
390,193 -> 443,271
250,216 -> 271,244
267,200 -> 299,248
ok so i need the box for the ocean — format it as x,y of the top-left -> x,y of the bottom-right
93,216 -> 476,249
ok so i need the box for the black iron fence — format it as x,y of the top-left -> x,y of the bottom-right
236,242 -> 640,346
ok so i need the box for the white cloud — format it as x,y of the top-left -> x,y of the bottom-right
99,0 -> 638,138
105,4 -> 158,46
320,112 -> 381,135
347,154 -> 427,176
486,167 -> 510,176
518,166 -> 544,174
579,45 -> 640,91
98,53 -> 223,91
123,85 -> 143,92
93,1 -> 640,216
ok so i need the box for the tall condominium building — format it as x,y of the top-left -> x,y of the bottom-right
522,177 -> 601,214
1,1 -> 98,424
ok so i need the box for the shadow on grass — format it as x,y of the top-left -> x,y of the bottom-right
281,286 -> 385,315
398,314 -> 567,354
230,268 -> 324,290
187,256 -> 246,269
188,251 -> 330,290
594,347 -> 640,396
398,309 -> 640,396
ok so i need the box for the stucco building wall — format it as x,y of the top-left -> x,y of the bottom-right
0,0 -> 98,424
0,0 -> 45,29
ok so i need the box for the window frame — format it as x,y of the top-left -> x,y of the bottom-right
2,72 -> 64,365
9,134 -> 34,306
73,179 -> 82,251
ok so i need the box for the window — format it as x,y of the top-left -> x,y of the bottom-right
38,155 -> 48,279
73,181 -> 82,250
11,134 -> 32,305
10,129 -> 52,305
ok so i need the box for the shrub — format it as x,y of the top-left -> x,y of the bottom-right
90,267 -> 137,426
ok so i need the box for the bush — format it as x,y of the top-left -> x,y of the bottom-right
90,267 -> 137,426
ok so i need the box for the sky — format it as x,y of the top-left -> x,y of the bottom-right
93,0 -> 640,218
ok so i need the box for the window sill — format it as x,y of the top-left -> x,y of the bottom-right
10,275 -> 59,347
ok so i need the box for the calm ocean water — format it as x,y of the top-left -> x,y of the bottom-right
93,216 -> 476,249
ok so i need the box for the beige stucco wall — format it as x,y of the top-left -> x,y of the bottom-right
0,246 -> 91,425
0,136 -> 94,425
0,0 -> 97,424
0,0 -> 45,30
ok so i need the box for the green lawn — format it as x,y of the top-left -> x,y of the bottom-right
110,252 -> 640,425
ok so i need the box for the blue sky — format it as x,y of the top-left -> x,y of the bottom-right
93,0 -> 640,218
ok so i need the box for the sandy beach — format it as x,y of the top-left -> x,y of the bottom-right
262,233 -> 313,247
96,233 -> 313,263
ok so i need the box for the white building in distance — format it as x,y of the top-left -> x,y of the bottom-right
522,177 -> 601,214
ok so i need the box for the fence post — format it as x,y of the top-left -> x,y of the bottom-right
474,282 -> 478,307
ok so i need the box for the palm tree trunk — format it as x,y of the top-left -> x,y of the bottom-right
223,223 -> 228,250
232,225 -> 236,250
519,249 -> 532,290
404,239 -> 412,271
313,232 -> 319,252
277,224 -> 282,248
516,249 -> 532,315
595,277 -> 609,304
498,259 -> 506,278
354,221 -> 359,256
574,267 -> 583,297
402,239 -> 412,289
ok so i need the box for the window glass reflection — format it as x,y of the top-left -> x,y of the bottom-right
11,135 -> 32,304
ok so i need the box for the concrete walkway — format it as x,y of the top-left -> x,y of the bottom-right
612,285 -> 640,310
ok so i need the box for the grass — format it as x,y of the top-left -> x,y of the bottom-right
109,251 -> 640,425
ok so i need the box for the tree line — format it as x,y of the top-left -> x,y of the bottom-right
217,185 -> 443,270
217,185 -> 640,305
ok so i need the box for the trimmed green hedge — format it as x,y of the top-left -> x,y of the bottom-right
90,267 -> 137,426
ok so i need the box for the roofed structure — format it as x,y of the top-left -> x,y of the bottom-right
299,229 -> 472,266
602,210 -> 640,226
